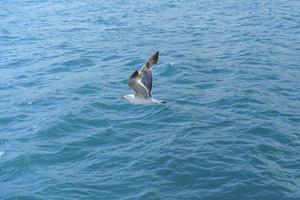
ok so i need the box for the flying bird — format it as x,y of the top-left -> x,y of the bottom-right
122,51 -> 166,104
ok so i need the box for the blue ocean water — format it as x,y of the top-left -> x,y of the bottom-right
1,0 -> 300,199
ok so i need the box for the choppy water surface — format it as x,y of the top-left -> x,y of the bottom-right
1,0 -> 300,199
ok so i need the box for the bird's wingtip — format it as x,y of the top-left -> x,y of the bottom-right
148,51 -> 159,65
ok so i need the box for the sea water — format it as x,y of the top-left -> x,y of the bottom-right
0,0 -> 299,199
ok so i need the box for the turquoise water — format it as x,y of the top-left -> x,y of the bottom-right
1,0 -> 300,199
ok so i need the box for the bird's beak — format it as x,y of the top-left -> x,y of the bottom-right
121,96 -> 125,99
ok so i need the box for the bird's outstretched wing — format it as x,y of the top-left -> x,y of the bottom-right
128,51 -> 159,98
128,70 -> 149,98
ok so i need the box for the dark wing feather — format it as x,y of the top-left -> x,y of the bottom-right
128,70 -> 149,98
141,64 -> 153,97
139,51 -> 159,97
147,51 -> 159,66
127,51 -> 159,99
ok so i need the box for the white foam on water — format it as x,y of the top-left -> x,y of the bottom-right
0,150 -> 4,158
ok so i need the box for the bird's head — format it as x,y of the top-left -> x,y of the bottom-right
121,95 -> 133,101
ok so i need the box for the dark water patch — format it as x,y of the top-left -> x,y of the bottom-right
27,147 -> 90,167
0,116 -> 15,125
37,120 -> 84,139
3,195 -> 42,200
45,66 -> 71,74
71,128 -> 116,148
0,155 -> 32,182
64,114 -> 111,130
63,58 -> 95,67
102,54 -> 123,62
71,84 -> 99,95
45,58 -> 95,74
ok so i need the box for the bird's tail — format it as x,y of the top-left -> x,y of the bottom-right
152,99 -> 166,104
160,100 -> 166,104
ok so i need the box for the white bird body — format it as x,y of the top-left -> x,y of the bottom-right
122,94 -> 164,105
122,51 -> 166,105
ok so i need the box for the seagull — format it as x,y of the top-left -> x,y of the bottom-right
122,51 -> 166,104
